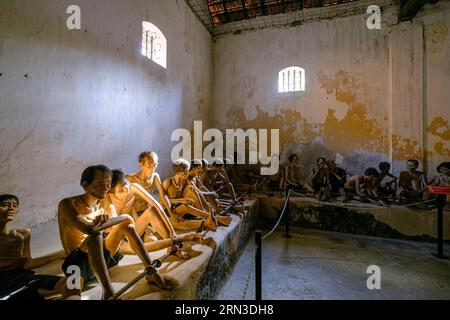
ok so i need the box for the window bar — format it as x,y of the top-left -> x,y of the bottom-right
287,70 -> 290,92
301,71 -> 304,90
150,34 -> 154,60
284,70 -> 288,92
289,69 -> 293,91
145,31 -> 149,57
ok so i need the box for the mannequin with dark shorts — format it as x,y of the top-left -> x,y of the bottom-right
0,194 -> 80,300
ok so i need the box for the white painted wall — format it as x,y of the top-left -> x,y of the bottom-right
0,0 -> 213,227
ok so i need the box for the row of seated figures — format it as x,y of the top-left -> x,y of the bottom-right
235,155 -> 449,209
0,152 -> 249,300
2,152 -> 448,300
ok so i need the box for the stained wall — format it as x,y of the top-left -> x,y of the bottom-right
212,1 -> 450,179
0,0 -> 213,227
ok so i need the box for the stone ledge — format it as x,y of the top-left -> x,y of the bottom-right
259,196 -> 450,241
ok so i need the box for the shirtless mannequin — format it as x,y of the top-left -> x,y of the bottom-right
106,169 -> 203,258
278,154 -> 306,197
199,158 -> 211,186
188,160 -> 234,225
0,194 -> 80,300
189,159 -> 223,213
209,159 -> 245,214
162,159 -> 229,231
327,160 -> 347,197
265,154 -> 283,194
305,157 -> 331,201
398,159 -> 428,203
126,151 -> 204,231
284,154 -> 301,188
375,162 -> 397,200
204,159 -> 237,200
344,167 -> 384,205
58,165 -> 170,300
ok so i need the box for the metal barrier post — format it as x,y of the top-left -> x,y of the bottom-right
434,195 -> 448,259
283,184 -> 292,239
255,230 -> 262,300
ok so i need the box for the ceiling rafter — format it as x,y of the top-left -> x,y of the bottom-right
184,0 -> 396,37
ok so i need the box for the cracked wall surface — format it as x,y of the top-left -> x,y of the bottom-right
212,1 -> 450,177
0,0 -> 213,227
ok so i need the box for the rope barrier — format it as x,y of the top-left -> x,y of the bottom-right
262,189 -> 292,241
402,199 -> 438,207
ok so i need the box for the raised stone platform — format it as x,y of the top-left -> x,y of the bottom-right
32,199 -> 258,300
258,196 -> 450,241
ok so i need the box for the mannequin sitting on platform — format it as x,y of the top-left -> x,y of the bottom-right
58,165 -> 171,300
126,151 -> 205,231
0,194 -> 80,300
162,159 -> 221,231
106,169 -> 203,259
398,159 -> 427,204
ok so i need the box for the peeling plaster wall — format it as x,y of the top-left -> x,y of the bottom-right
420,3 -> 450,176
0,0 -> 213,228
212,1 -> 450,178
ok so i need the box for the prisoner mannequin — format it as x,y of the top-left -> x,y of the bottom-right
126,151 -> 162,217
209,159 -> 245,214
189,159 -> 223,213
284,154 -> 301,188
306,157 -> 331,200
265,154 -> 283,194
0,194 -> 80,300
185,162 -> 233,226
279,154 -> 306,197
398,159 -> 427,203
58,165 -> 171,300
127,151 -> 204,231
327,159 -> 347,197
199,158 -> 211,185
375,162 -> 397,200
162,159 -> 219,231
106,169 -> 203,259
209,159 -> 238,200
344,167 -> 384,205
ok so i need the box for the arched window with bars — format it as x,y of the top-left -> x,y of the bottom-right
278,66 -> 305,93
141,21 -> 167,69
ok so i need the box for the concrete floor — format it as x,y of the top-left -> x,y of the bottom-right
217,228 -> 450,300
